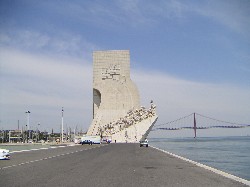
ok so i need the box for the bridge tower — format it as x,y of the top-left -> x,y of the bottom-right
194,113 -> 197,138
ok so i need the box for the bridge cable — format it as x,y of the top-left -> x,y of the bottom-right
153,113 -> 194,127
195,113 -> 249,126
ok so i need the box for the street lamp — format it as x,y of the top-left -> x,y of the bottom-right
37,123 -> 40,142
61,107 -> 64,143
25,111 -> 31,130
25,111 -> 31,142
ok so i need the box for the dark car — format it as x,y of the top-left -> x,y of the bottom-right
81,140 -> 93,145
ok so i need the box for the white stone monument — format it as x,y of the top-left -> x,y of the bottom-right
87,50 -> 158,142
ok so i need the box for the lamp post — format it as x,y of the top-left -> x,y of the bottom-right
61,107 -> 64,143
37,123 -> 40,142
9,130 -> 11,143
25,111 -> 31,142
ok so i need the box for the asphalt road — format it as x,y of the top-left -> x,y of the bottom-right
0,143 -> 248,187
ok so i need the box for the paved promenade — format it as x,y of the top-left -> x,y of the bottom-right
0,143 -> 248,187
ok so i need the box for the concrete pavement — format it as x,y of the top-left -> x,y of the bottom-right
0,143 -> 248,187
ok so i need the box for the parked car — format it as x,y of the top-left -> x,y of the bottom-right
0,149 -> 10,160
81,135 -> 101,144
81,140 -> 93,145
140,139 -> 148,147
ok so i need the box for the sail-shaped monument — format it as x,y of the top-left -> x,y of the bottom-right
87,50 -> 158,143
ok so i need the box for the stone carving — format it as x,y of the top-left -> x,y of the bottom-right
102,64 -> 121,80
100,102 -> 156,136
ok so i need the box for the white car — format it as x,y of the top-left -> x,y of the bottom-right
140,139 -> 149,147
0,149 -> 10,160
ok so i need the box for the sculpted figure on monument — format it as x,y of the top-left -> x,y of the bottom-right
102,102 -> 157,136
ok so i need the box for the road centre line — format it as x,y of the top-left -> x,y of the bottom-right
0,145 -> 104,170
10,144 -> 77,154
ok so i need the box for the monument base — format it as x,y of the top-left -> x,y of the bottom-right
106,115 -> 158,143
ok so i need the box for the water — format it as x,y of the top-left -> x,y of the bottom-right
149,136 -> 250,181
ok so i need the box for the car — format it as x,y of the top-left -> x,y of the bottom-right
0,149 -> 10,160
140,139 -> 148,147
81,140 -> 93,145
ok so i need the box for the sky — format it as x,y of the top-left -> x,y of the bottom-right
0,0 -> 250,137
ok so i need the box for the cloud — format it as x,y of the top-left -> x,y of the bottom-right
0,30 -> 97,60
3,1 -> 248,37
132,69 -> 250,126
0,47 -> 93,131
1,47 -> 249,135
30,1 -> 182,29
0,0 -> 249,137
187,0 -> 250,37
118,0 -> 250,36
0,28 -> 98,131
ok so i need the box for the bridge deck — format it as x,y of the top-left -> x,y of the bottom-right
0,144 -> 248,187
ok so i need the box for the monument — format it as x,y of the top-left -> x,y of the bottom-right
87,50 -> 158,142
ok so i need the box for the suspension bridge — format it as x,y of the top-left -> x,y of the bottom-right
152,113 -> 250,138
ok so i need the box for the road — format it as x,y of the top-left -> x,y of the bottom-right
0,143 -> 248,187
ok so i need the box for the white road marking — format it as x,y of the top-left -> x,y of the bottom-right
0,145 -> 105,170
151,146 -> 250,186
11,151 -> 24,153
9,144 -> 77,154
